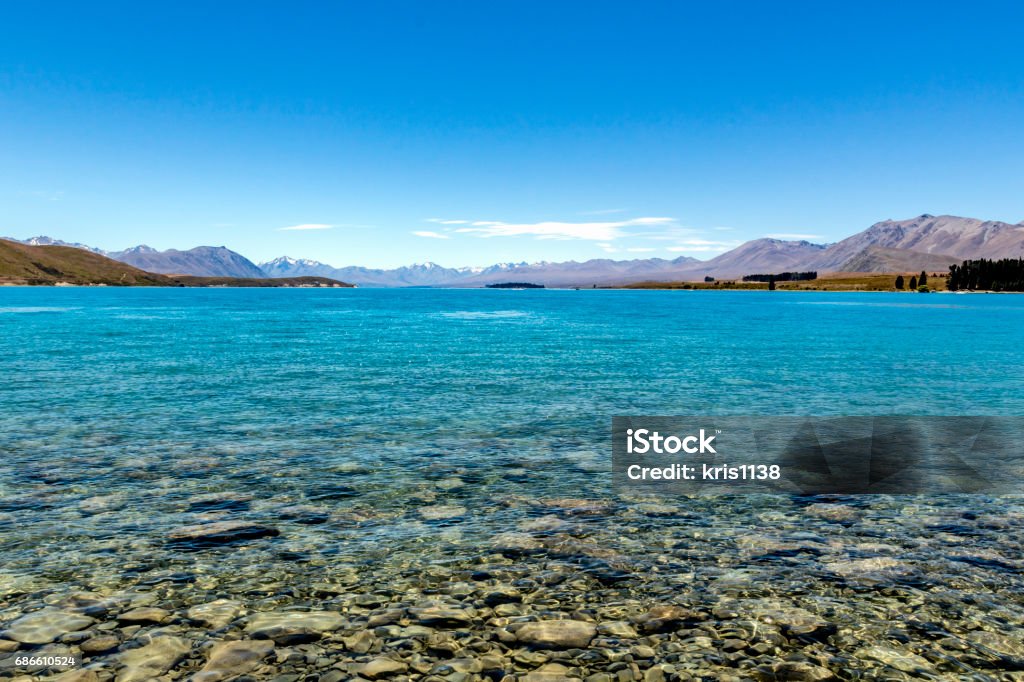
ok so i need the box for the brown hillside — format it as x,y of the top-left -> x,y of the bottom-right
0,239 -> 172,285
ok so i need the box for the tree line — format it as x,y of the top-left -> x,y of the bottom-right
947,258 -> 1024,292
895,271 -> 930,290
742,271 -> 818,283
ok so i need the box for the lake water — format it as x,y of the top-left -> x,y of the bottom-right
2,288 -> 1024,679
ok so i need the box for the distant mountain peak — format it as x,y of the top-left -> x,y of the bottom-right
109,244 -> 265,278
7,235 -> 106,254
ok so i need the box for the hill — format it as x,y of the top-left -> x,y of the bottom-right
836,245 -> 960,273
0,240 -> 353,287
110,245 -> 267,277
0,239 -> 171,285
678,239 -> 828,279
10,213 -> 1024,287
814,214 -> 1024,270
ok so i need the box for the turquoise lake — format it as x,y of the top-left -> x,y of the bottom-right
2,287 -> 1024,678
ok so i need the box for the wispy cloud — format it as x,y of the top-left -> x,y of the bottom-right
412,230 -> 451,239
278,223 -> 335,231
626,247 -> 657,253
449,216 -> 676,241
667,245 -> 734,253
427,218 -> 471,225
674,239 -> 738,246
666,239 -> 740,253
596,242 -> 619,253
765,232 -> 823,240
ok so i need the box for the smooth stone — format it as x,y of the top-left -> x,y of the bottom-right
827,557 -> 904,578
967,630 -> 1024,658
0,638 -> 18,652
188,599 -> 245,629
117,607 -> 170,624
167,520 -> 280,547
343,629 -> 377,653
51,672 -> 100,682
598,621 -> 638,638
634,605 -> 692,634
857,645 -> 935,674
524,662 -> 581,682
2,609 -> 95,644
80,634 -> 120,653
276,505 -> 330,525
367,608 -> 405,627
803,503 -> 860,522
630,645 -> 656,658
483,587 -> 522,606
516,620 -> 597,649
362,656 -> 409,679
430,658 -> 482,674
752,603 -> 833,637
764,662 -> 836,681
419,505 -> 467,520
191,639 -> 275,681
411,604 -> 477,626
116,635 -> 191,682
644,667 -> 666,682
518,515 -> 569,533
187,491 -> 253,512
491,532 -> 542,553
244,610 -> 344,644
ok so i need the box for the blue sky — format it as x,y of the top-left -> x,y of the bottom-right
2,1 -> 1023,268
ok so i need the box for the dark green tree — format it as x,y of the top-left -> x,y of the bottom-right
768,276 -> 776,291
909,275 -> 918,289
919,270 -> 928,286
895,275 -> 904,290
947,258 -> 1024,291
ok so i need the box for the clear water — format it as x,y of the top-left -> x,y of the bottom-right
2,288 -> 1024,676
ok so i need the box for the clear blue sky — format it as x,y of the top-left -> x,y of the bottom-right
2,1 -> 1023,268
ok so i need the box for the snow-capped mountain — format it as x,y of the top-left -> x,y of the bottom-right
7,235 -> 107,254
258,256 -> 339,278
109,245 -> 266,278
11,214 -> 1024,286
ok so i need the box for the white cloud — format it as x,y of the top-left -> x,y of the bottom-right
666,239 -> 740,253
765,233 -> 823,240
667,245 -> 733,253
427,219 -> 470,225
278,223 -> 334,231
596,243 -> 619,253
675,239 -> 739,247
412,230 -> 451,239
452,216 -> 675,241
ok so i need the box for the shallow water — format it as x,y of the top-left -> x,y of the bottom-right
2,288 -> 1024,680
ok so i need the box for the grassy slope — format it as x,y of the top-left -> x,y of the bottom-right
623,272 -> 951,292
0,239 -> 171,285
0,240 -> 353,287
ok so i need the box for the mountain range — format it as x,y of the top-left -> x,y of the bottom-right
8,214 -> 1024,287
